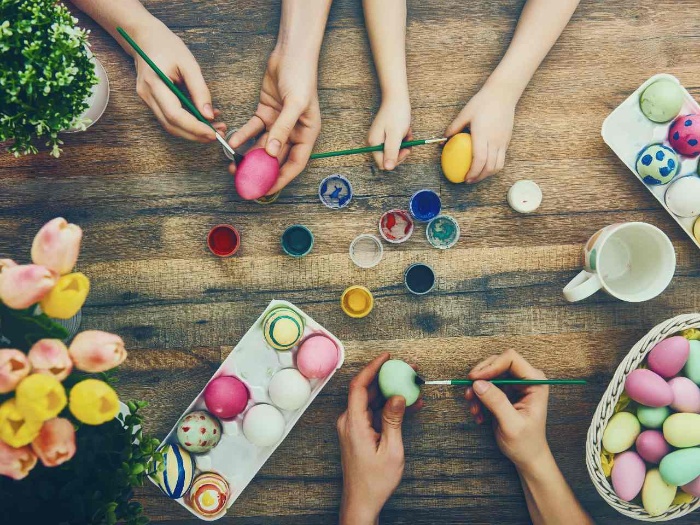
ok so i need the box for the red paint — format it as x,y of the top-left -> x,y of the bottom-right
207,224 -> 240,257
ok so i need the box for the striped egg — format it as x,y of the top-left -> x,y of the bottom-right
187,472 -> 230,519
153,444 -> 196,499
263,307 -> 304,351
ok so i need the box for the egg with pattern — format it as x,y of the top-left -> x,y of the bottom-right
636,144 -> 679,185
669,114 -> 700,157
177,410 -> 222,453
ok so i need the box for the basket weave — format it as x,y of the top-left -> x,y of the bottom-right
586,313 -> 700,521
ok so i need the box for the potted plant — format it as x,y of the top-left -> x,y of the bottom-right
0,0 -> 110,157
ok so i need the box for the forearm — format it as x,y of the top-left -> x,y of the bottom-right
485,0 -> 579,105
275,0 -> 333,74
516,449 -> 594,525
362,0 -> 409,101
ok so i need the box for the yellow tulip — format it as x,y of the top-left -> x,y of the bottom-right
39,272 -> 90,319
69,379 -> 119,425
15,374 -> 67,422
0,399 -> 42,448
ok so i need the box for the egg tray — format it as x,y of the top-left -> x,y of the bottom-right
150,300 -> 345,521
601,73 -> 700,250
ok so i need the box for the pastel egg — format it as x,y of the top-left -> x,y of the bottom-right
152,444 -> 196,499
296,334 -> 339,379
637,405 -> 671,429
636,430 -> 671,464
263,307 -> 304,351
668,114 -> 700,157
234,148 -> 279,201
669,377 -> 700,413
664,413 -> 700,447
186,472 -> 230,519
204,376 -> 249,419
685,340 -> 700,385
665,176 -> 700,218
682,475 -> 700,497
441,133 -> 472,183
268,368 -> 311,411
603,412 -> 641,453
176,410 -> 222,454
611,451 -> 646,501
648,336 -> 690,378
673,491 -> 696,505
625,369 -> 674,407
639,79 -> 684,123
242,404 -> 285,447
636,144 -> 680,185
642,468 -> 677,517
660,448 -> 700,486
378,359 -> 421,407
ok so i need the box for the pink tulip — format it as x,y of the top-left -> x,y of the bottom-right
0,349 -> 31,394
0,264 -> 57,309
68,331 -> 127,373
28,340 -> 73,381
31,417 -> 76,467
0,440 -> 37,480
31,218 -> 82,276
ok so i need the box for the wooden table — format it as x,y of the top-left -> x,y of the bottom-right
2,1 -> 700,523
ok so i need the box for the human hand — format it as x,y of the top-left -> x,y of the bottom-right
130,19 -> 225,142
337,353 -> 424,525
465,350 -> 550,472
367,97 -> 412,171
227,50 -> 321,195
444,83 -> 516,183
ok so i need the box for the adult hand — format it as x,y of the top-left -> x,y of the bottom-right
367,97 -> 413,171
465,349 -> 549,471
337,353 -> 423,525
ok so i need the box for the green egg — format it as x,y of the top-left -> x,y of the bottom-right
663,413 -> 700,448
685,340 -> 700,385
378,359 -> 420,407
602,412 -> 641,454
659,448 -> 700,486
638,405 -> 671,429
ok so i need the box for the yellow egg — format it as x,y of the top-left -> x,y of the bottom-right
602,412 -> 641,454
663,413 -> 700,448
441,133 -> 472,183
642,469 -> 676,517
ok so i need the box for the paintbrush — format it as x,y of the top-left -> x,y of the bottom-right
415,376 -> 586,386
310,137 -> 447,160
116,27 -> 238,160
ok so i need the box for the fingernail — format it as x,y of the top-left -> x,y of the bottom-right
473,380 -> 490,395
384,161 -> 395,170
267,139 -> 281,156
203,103 -> 214,119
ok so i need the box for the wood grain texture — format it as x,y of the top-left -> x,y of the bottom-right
2,0 -> 700,523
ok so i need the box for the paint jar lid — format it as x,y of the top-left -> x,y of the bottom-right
281,224 -> 314,257
255,191 -> 281,205
404,263 -> 436,295
409,189 -> 442,222
223,129 -> 256,162
341,286 -> 374,318
349,234 -> 383,268
207,224 -> 240,257
319,174 -> 353,209
426,215 -> 460,249
507,180 -> 542,213
379,209 -> 414,244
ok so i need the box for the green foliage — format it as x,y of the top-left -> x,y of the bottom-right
0,0 -> 99,157
0,301 -> 68,351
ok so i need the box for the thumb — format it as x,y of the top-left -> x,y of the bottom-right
379,396 -> 406,451
266,101 -> 304,158
445,106 -> 472,138
180,59 -> 214,120
472,380 -> 518,427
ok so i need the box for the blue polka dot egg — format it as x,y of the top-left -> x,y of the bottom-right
636,143 -> 679,185
668,114 -> 700,157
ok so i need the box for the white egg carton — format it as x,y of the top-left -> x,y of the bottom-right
602,73 -> 700,249
151,299 -> 345,521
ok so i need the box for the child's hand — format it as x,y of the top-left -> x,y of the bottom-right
367,98 -> 412,171
465,350 -> 550,472
445,84 -> 515,183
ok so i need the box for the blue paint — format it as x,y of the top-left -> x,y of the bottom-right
686,119 -> 693,126
643,175 -> 660,185
656,150 -> 665,161
409,190 -> 442,222
319,174 -> 353,209
668,159 -> 676,169
659,166 -> 671,177
674,131 -> 680,140
641,154 -> 653,166
690,139 -> 698,146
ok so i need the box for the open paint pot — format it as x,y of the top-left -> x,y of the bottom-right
349,234 -> 383,268
409,189 -> 441,222
379,209 -> 414,244
341,286 -> 374,318
281,225 -> 314,257
426,215 -> 460,249
319,174 -> 353,209
404,263 -> 436,295
255,191 -> 281,205
207,224 -> 240,257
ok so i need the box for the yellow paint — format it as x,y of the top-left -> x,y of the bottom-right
441,133 -> 473,183
341,286 -> 374,318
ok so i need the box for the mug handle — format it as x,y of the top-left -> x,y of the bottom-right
563,270 -> 602,302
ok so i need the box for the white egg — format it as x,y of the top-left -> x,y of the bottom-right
242,404 -> 285,447
268,368 -> 311,411
665,175 -> 700,217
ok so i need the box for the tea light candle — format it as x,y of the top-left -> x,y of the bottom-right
507,180 -> 542,213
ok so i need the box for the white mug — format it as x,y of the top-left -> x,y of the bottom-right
563,222 -> 676,303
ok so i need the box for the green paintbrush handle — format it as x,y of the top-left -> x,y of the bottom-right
449,379 -> 587,386
310,138 -> 445,159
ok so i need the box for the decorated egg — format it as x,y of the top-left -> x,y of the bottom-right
639,79 -> 684,123
682,475 -> 700,497
176,410 -> 222,453
648,336 -> 690,377
660,448 -> 700,486
186,472 -> 230,519
234,148 -> 279,201
296,334 -> 339,379
665,176 -> 700,218
441,133 -> 472,183
635,144 -> 679,185
152,444 -> 196,499
204,376 -> 249,419
686,340 -> 700,385
268,368 -> 311,411
378,359 -> 420,407
242,404 -> 285,447
664,413 -> 700,447
642,468 -> 677,517
625,369 -> 674,407
636,430 -> 671,464
669,114 -> 700,157
637,405 -> 671,429
669,377 -> 700,413
611,451 -> 646,501
263,307 -> 304,351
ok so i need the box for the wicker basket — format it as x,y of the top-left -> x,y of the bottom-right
586,313 -> 700,521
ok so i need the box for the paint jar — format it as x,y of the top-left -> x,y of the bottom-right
379,209 -> 414,244
349,234 -> 383,269
409,189 -> 441,222
341,286 -> 374,318
319,174 -> 353,209
281,225 -> 314,257
255,191 -> 281,205
426,215 -> 460,249
404,263 -> 436,295
207,224 -> 241,257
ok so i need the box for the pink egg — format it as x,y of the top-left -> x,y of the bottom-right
611,451 -> 646,501
669,377 -> 700,413
234,148 -> 280,200
682,475 -> 700,497
204,376 -> 249,419
669,114 -> 700,157
636,430 -> 671,464
625,369 -> 674,407
648,336 -> 690,378
296,335 -> 339,379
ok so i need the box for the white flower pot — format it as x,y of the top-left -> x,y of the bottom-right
63,53 -> 110,133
